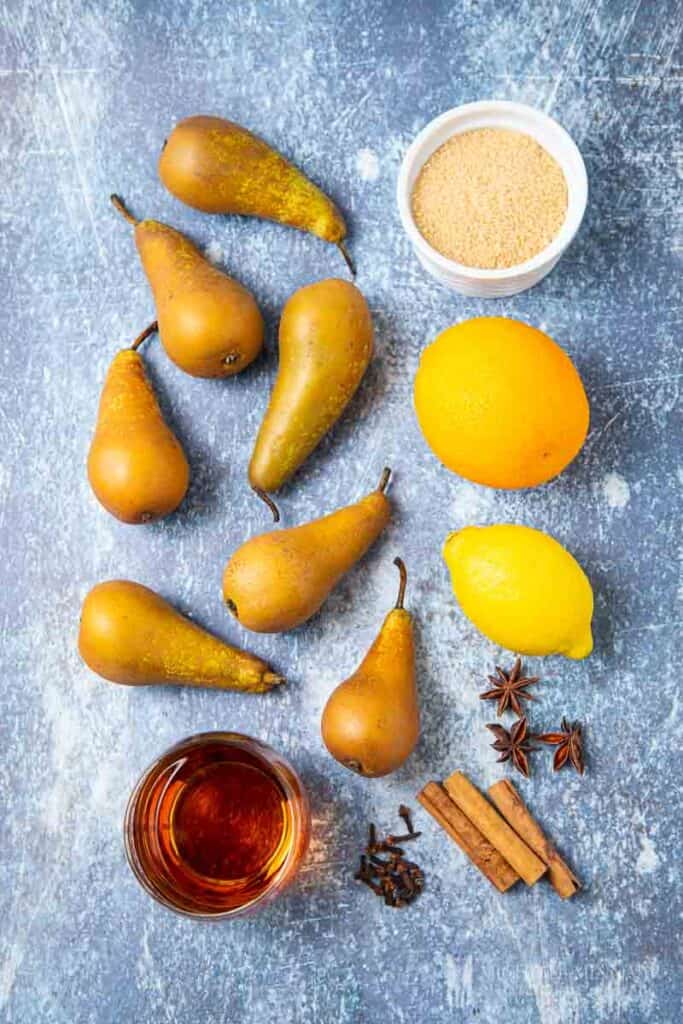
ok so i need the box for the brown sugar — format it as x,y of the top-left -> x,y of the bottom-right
411,128 -> 568,269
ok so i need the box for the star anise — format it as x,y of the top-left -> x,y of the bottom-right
480,657 -> 540,717
486,716 -> 537,778
536,718 -> 585,775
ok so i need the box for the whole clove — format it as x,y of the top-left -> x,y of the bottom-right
399,804 -> 416,834
386,832 -> 422,845
354,806 -> 424,908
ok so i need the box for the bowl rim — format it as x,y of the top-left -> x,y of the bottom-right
396,100 -> 588,281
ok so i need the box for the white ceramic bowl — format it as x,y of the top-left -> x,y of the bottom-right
397,101 -> 588,298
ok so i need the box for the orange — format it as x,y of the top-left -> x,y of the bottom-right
413,317 -> 589,489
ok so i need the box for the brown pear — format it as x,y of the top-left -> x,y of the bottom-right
321,558 -> 419,777
158,115 -> 354,273
111,195 -> 263,378
79,580 -> 283,693
249,279 -> 373,517
87,323 -> 189,524
222,468 -> 392,633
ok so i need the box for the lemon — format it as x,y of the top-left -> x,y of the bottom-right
443,524 -> 593,659
414,317 -> 589,489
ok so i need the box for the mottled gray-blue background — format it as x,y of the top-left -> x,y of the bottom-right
1,1 -> 681,1021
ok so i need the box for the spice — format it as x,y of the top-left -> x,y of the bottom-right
442,771 -> 546,886
411,127 -> 568,269
417,781 -> 519,892
354,808 -> 424,908
536,718 -> 585,774
480,658 -> 539,717
418,772 -> 581,900
486,716 -> 537,778
398,804 -> 416,835
488,780 -> 581,899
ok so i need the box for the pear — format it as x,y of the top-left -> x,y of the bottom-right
87,323 -> 189,524
222,468 -> 392,633
110,195 -> 263,378
158,115 -> 354,273
79,580 -> 283,692
321,558 -> 419,777
249,279 -> 373,519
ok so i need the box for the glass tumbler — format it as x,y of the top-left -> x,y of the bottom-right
124,732 -> 310,919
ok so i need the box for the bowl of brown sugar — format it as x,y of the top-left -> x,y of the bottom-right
397,101 -> 587,297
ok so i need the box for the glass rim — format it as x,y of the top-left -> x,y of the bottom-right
123,731 -> 310,920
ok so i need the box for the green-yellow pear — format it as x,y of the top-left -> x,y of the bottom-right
79,580 -> 283,692
87,323 -> 189,524
321,558 -> 419,777
249,279 -> 373,518
110,195 -> 263,378
222,469 -> 392,633
158,115 -> 354,273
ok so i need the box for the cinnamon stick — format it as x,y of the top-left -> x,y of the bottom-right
417,782 -> 519,892
443,771 -> 547,886
488,779 -> 581,899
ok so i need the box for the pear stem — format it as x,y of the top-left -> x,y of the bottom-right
110,193 -> 139,226
377,467 -> 391,493
393,557 -> 407,609
337,240 -> 356,277
130,321 -> 158,351
252,487 -> 280,523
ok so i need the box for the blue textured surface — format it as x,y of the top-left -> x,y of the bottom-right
1,2 -> 681,1021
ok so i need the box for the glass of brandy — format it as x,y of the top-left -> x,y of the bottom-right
124,732 -> 310,919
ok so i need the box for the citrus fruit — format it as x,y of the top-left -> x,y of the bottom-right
414,317 -> 589,488
443,524 -> 593,659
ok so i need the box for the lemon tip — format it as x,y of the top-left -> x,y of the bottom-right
565,628 -> 594,660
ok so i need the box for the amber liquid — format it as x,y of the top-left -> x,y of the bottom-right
125,734 -> 309,916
